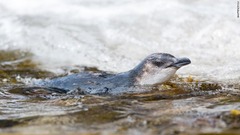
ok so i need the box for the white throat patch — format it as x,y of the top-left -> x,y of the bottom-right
136,64 -> 177,85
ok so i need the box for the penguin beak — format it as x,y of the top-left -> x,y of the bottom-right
173,57 -> 191,68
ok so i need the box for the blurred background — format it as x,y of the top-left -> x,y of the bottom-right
0,1 -> 240,135
0,0 -> 239,83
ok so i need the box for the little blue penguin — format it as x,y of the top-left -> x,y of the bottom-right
35,53 -> 191,95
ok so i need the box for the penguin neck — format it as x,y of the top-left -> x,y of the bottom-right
128,61 -> 177,86
128,61 -> 147,85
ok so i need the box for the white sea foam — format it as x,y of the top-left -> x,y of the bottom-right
0,0 -> 239,83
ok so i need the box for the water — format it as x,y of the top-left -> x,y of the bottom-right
0,0 -> 240,135
0,0 -> 239,82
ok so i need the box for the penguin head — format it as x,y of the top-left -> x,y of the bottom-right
134,53 -> 191,85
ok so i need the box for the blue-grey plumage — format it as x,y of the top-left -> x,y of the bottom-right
35,53 -> 191,95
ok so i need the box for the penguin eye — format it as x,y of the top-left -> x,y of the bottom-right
152,61 -> 165,67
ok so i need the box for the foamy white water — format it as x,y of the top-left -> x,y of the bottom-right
0,0 -> 239,83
